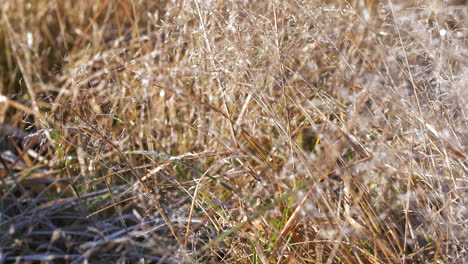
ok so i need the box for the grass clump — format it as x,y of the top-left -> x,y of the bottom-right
0,0 -> 466,263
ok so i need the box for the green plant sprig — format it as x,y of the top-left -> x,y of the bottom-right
125,150 -> 234,191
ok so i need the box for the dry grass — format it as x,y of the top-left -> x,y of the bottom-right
0,0 -> 466,263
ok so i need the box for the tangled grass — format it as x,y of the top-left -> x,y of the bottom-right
0,0 -> 466,263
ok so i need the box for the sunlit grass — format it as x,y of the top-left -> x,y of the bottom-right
0,0 -> 466,263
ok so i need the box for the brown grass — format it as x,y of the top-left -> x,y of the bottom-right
0,0 -> 466,263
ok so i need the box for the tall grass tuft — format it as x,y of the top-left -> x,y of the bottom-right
0,0 -> 466,263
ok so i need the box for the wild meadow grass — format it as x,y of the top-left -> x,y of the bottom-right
0,0 -> 466,263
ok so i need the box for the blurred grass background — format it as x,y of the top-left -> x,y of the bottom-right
0,0 -> 466,263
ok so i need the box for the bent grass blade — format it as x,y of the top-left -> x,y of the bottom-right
125,150 -> 233,191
